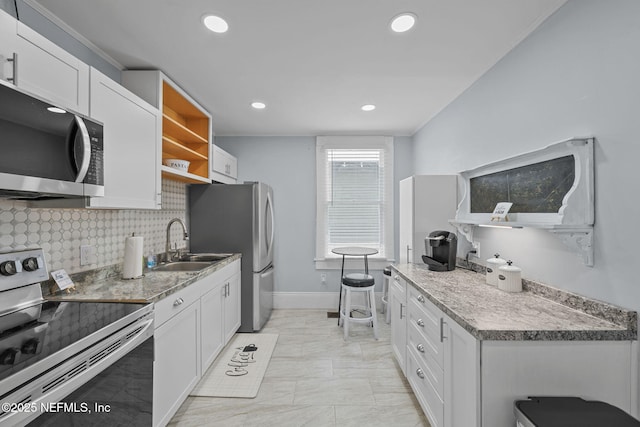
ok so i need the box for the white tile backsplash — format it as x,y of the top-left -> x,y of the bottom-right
0,178 -> 189,274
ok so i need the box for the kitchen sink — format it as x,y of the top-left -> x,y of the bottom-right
178,253 -> 233,262
152,261 -> 214,272
152,253 -> 233,272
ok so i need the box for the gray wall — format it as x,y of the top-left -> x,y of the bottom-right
412,0 -> 640,311
216,136 -> 413,293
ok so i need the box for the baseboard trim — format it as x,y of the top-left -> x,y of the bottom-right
273,292 -> 384,310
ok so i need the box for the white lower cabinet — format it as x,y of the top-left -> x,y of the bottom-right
200,267 -> 241,372
153,259 -> 241,427
393,274 -> 637,427
404,285 -> 480,427
223,272 -> 241,342
154,299 -> 200,427
390,274 -> 407,375
200,282 -> 225,372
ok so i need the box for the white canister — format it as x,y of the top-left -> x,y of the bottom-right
486,254 -> 507,286
498,260 -> 522,292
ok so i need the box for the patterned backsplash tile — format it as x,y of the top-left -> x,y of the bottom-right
0,178 -> 190,274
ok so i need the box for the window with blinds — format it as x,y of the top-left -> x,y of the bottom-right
316,136 -> 393,264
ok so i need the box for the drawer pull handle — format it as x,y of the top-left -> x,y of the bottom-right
416,368 -> 425,379
173,297 -> 184,307
440,318 -> 447,342
417,343 -> 425,353
416,319 -> 425,327
417,295 -> 425,303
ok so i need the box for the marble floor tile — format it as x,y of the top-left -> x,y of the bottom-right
334,404 -> 430,427
293,377 -> 375,406
264,359 -> 333,379
169,309 -> 430,427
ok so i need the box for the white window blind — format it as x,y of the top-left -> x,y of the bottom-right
316,136 -> 393,266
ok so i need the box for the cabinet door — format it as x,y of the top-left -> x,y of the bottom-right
200,283 -> 225,372
390,275 -> 407,374
88,67 -> 161,209
14,22 -> 89,115
154,301 -> 200,427
212,145 -> 238,184
443,317 -> 480,427
0,10 -> 17,82
223,272 -> 241,342
399,177 -> 413,264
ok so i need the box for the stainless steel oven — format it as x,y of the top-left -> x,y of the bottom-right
0,80 -> 104,199
0,249 -> 153,426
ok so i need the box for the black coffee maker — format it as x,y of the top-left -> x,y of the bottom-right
422,230 -> 457,271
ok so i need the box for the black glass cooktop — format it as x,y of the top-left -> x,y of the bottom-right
0,301 -> 148,384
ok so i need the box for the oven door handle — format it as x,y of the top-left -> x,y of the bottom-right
73,115 -> 91,183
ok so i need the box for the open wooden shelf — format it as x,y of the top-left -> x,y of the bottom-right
162,135 -> 208,161
160,80 -> 211,181
161,165 -> 210,184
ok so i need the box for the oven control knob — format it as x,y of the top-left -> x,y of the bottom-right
21,339 -> 39,355
0,261 -> 17,276
22,257 -> 39,272
0,348 -> 18,365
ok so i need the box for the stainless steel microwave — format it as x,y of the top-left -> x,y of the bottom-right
0,80 -> 104,199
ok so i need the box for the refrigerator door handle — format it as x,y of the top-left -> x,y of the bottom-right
265,190 -> 275,259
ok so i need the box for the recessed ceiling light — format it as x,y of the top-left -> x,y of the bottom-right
47,107 -> 67,114
361,104 -> 376,112
203,15 -> 229,33
390,13 -> 416,33
251,102 -> 266,110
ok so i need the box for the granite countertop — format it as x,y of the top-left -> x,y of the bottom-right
44,254 -> 242,304
392,263 -> 637,341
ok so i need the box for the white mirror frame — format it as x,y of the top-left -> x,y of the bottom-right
450,137 -> 595,266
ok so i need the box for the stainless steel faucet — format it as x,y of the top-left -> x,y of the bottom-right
165,218 -> 189,262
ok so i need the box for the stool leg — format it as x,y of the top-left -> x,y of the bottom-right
338,285 -> 344,327
385,298 -> 391,324
369,288 -> 379,340
343,287 -> 351,340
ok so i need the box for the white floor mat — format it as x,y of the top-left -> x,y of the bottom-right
190,333 -> 278,398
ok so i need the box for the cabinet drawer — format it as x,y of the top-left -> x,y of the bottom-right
407,293 -> 444,369
154,284 -> 202,328
407,346 -> 444,427
408,321 -> 444,400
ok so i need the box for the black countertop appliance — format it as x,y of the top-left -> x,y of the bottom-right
422,230 -> 457,271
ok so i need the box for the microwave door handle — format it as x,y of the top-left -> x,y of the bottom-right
73,116 -> 91,183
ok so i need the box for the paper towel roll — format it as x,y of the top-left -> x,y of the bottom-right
123,235 -> 144,279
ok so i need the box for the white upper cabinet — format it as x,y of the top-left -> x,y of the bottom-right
212,144 -> 238,184
0,10 -> 17,81
88,67 -> 161,209
0,10 -> 89,115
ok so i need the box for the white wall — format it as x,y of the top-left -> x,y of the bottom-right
216,136 -> 413,295
412,0 -> 640,310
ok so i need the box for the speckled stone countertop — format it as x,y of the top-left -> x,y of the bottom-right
44,254 -> 242,304
392,263 -> 637,341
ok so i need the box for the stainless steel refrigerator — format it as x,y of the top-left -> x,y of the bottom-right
188,182 -> 274,332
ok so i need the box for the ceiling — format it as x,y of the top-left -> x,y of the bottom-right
31,0 -> 566,137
